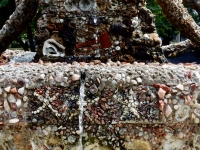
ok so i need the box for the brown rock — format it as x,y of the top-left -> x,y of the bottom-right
10,87 -> 17,94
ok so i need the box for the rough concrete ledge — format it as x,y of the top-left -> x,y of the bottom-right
0,61 -> 199,150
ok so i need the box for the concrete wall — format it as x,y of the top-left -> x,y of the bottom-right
0,61 -> 199,149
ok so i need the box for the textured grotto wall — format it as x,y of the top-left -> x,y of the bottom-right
0,62 -> 200,149
34,0 -> 163,62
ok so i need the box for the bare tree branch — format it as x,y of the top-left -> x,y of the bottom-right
157,0 -> 200,46
0,0 -> 39,53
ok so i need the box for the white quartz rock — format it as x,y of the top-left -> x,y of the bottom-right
8,94 -> 16,103
18,87 -> 25,95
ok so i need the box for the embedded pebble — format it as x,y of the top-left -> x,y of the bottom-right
176,84 -> 184,91
55,73 -> 63,82
114,74 -> 121,81
71,74 -> 80,81
7,94 -> 16,103
0,55 -> 199,149
130,80 -> 137,85
10,87 -> 17,94
165,105 -> 172,117
174,105 -> 179,110
16,99 -> 22,107
9,118 -> 19,124
4,86 -> 11,92
195,118 -> 200,124
42,129 -> 49,136
40,74 -> 45,80
158,88 -> 166,99
165,94 -> 171,98
23,96 -> 28,102
18,87 -> 25,95
136,77 -> 142,83
4,99 -> 10,113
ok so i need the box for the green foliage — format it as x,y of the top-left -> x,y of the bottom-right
0,0 -> 8,8
147,0 -> 179,45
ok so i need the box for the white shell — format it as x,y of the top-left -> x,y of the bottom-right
9,118 -> 19,124
42,39 -> 65,58
175,105 -> 190,122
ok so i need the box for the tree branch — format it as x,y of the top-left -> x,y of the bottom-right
157,0 -> 200,46
0,0 -> 39,53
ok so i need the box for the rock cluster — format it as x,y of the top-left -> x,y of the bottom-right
34,0 -> 164,62
0,61 -> 199,149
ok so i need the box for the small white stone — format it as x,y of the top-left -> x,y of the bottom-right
165,94 -> 171,98
52,126 -> 58,131
174,105 -> 179,110
63,77 -> 68,83
164,99 -> 168,104
23,96 -> 28,102
165,132 -> 173,139
195,118 -> 200,124
16,99 -> 22,107
136,77 -> 142,83
139,132 -> 143,136
165,105 -> 172,117
49,75 -> 53,80
150,93 -> 156,100
178,132 -> 184,139
130,80 -> 137,85
9,118 -> 19,124
114,74 -> 122,81
158,88 -> 166,99
126,76 -> 131,83
55,73 -> 63,82
115,46 -> 121,51
32,118 -> 37,123
176,84 -> 184,91
18,87 -> 25,95
172,99 -> 177,104
42,129 -> 49,136
4,99 -> 10,113
4,86 -> 11,92
71,74 -> 80,81
7,94 -> 16,103
114,41 -> 119,45
40,74 -> 45,79
0,88 -> 2,95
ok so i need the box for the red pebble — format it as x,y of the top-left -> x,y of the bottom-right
191,83 -> 196,92
154,84 -> 170,93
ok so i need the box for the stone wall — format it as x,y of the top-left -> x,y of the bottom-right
0,61 -> 200,149
34,0 -> 164,62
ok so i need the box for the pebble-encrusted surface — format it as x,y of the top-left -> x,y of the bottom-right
0,61 -> 200,150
